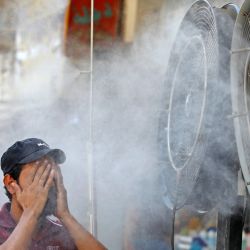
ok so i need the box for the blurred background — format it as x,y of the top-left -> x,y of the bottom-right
0,0 -> 248,250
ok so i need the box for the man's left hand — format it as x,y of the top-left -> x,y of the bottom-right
54,165 -> 70,220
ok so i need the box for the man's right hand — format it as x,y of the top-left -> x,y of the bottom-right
11,161 -> 55,219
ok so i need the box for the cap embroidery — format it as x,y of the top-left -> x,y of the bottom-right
46,214 -> 63,227
37,143 -> 49,147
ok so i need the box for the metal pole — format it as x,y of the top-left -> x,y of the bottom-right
216,196 -> 244,250
87,0 -> 97,237
231,48 -> 250,54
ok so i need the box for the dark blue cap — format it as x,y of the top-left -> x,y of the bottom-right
1,138 -> 66,175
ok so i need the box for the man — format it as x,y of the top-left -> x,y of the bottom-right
0,138 -> 107,250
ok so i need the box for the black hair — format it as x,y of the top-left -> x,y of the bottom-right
4,164 -> 23,201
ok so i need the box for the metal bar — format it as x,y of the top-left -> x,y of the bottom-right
228,196 -> 245,249
170,169 -> 182,250
227,112 -> 248,119
87,0 -> 97,237
216,196 -> 245,250
231,48 -> 250,54
216,210 -> 231,250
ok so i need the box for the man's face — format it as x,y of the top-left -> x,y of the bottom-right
17,156 -> 57,217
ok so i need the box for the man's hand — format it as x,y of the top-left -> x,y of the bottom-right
11,161 -> 55,219
54,166 -> 70,220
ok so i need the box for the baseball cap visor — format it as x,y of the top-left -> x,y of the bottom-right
18,148 -> 66,165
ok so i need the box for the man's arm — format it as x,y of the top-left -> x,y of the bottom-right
61,213 -> 107,250
54,167 -> 107,250
0,162 -> 55,250
0,209 -> 39,250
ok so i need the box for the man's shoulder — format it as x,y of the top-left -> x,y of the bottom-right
0,202 -> 10,215
0,203 -> 15,244
0,203 -> 15,229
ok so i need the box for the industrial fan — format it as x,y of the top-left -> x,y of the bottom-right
159,0 -> 239,214
231,0 -> 250,195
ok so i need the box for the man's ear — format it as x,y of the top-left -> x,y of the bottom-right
3,175 -> 17,195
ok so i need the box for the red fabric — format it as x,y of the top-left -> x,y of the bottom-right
0,203 -> 76,250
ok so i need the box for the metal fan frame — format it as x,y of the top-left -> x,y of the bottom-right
161,0 -> 219,209
231,0 -> 250,194
160,0 -> 240,212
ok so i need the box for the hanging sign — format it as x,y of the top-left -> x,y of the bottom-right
65,0 -> 120,47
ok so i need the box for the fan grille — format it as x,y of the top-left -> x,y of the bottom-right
231,1 -> 250,193
160,0 -> 219,209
